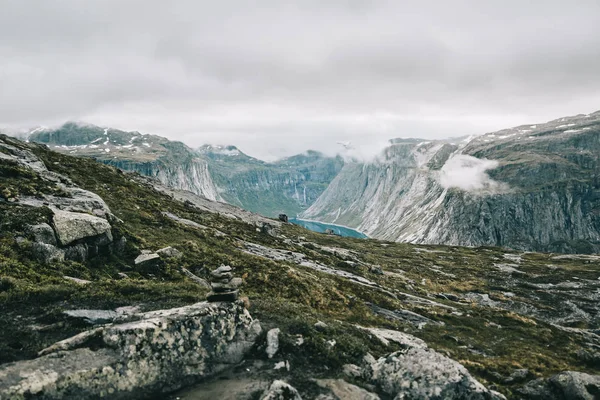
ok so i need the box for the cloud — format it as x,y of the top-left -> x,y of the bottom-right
1,1 -> 600,160
438,155 -> 507,192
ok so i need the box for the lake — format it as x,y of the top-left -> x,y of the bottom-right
288,217 -> 368,239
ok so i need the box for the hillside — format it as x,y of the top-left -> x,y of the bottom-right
1,134 -> 599,399
303,112 -> 600,253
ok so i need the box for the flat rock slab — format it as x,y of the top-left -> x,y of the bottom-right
315,379 -> 380,400
63,309 -> 118,324
52,209 -> 112,246
0,301 -> 261,400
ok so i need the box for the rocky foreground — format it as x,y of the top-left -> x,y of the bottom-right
0,134 -> 599,399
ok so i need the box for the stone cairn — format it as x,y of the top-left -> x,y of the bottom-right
207,265 -> 242,302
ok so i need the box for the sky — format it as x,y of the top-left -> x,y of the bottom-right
1,1 -> 600,161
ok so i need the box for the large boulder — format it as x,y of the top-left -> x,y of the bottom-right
354,328 -> 504,400
51,209 -> 112,246
260,380 -> 302,400
0,301 -> 261,400
519,371 -> 600,399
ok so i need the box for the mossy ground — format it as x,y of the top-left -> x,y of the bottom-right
1,138 -> 599,398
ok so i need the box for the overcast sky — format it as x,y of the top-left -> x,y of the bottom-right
1,1 -> 600,160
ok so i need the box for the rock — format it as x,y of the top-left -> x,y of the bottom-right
114,236 -> 127,254
207,265 -> 241,303
211,265 -> 233,277
28,223 -> 57,245
181,267 -> 211,289
115,306 -> 140,316
278,214 -> 288,223
314,321 -> 328,331
521,371 -> 600,400
549,371 -> 600,399
369,265 -> 384,275
63,309 -> 118,325
0,301 -> 261,399
207,291 -> 239,302
357,326 -> 428,348
364,348 -> 503,399
134,252 -> 161,268
343,364 -> 363,379
156,246 -> 182,258
504,368 -> 530,384
63,276 -> 92,286
274,360 -> 290,371
64,243 -> 88,262
315,379 -> 380,400
211,277 -> 243,292
51,209 -> 113,246
260,380 -> 302,400
117,272 -> 129,279
266,328 -> 281,359
31,242 -> 65,264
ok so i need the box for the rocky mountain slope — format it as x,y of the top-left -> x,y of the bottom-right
28,123 -> 343,217
1,134 -> 599,399
303,111 -> 600,254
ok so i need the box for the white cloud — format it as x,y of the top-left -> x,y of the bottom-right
438,154 -> 506,192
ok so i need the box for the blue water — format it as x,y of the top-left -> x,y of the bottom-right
289,217 -> 368,239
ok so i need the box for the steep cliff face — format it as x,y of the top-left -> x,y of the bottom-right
201,146 -> 344,217
303,112 -> 600,253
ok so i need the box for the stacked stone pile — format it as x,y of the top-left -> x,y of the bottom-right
207,265 -> 242,302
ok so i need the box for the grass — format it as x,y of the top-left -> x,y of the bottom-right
1,136 -> 599,398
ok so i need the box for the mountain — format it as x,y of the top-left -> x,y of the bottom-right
28,123 -> 344,217
1,133 -> 599,399
303,111 -> 600,253
200,145 -> 344,216
29,122 -> 222,201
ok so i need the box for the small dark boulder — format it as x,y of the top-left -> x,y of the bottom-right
278,214 -> 288,223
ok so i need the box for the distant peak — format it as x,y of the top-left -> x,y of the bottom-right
198,144 -> 243,156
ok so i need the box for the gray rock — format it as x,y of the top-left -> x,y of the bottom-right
211,277 -> 243,292
504,368 -> 530,384
51,209 -> 113,246
31,242 -> 65,264
181,268 -> 211,288
314,321 -> 328,331
522,371 -> 600,399
343,364 -> 363,379
260,380 -> 302,400
0,301 -> 261,399
63,276 -> 92,286
28,223 -> 57,245
369,265 -> 384,275
518,378 -> 557,399
315,379 -> 380,400
366,348 -> 500,399
542,371 -> 600,400
211,265 -> 233,276
207,290 -> 239,302
266,328 -> 281,359
357,326 -> 428,348
156,246 -> 182,258
134,252 -> 160,266
64,243 -> 88,262
63,309 -> 118,324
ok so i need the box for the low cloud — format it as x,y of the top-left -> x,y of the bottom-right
438,155 -> 506,192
